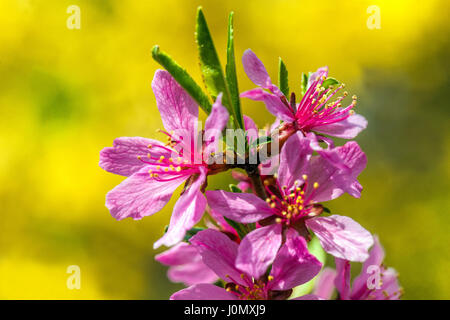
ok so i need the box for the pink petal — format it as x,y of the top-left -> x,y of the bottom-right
204,94 -> 229,157
269,229 -> 322,291
167,262 -> 219,286
154,168 -> 207,249
277,132 -> 312,190
368,267 -> 402,300
314,114 -> 367,139
313,267 -> 337,300
328,141 -> 367,198
306,215 -> 374,262
155,242 -> 199,265
170,283 -> 237,300
205,190 -> 274,224
334,258 -> 351,300
244,115 -> 259,145
155,242 -> 218,286
242,49 -> 272,88
151,69 -> 198,136
190,229 -> 246,286
99,137 -> 171,177
105,166 -> 187,220
235,224 -> 282,279
303,156 -> 346,203
351,235 -> 385,295
241,88 -> 295,123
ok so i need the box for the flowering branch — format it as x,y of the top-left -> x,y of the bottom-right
99,6 -> 403,300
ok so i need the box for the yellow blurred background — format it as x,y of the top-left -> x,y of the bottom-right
0,0 -> 448,299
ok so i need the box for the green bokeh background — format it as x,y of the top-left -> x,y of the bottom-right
0,0 -> 448,299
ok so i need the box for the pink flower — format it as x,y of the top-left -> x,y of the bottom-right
241,49 -> 367,140
314,236 -> 403,300
206,132 -> 373,262
155,242 -> 218,286
99,70 -> 229,248
170,229 -> 322,300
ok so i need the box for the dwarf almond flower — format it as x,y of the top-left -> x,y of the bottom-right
99,70 -> 229,249
240,49 -> 367,140
155,242 -> 218,286
206,132 -> 373,263
313,236 -> 403,300
170,229 -> 322,300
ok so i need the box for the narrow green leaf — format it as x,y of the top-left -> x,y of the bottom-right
301,72 -> 309,95
278,58 -> 289,97
225,11 -> 244,129
196,7 -> 236,127
152,45 -> 212,113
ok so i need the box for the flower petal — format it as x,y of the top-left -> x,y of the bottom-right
277,132 -> 312,190
167,262 -> 219,286
204,94 -> 229,157
154,168 -> 207,249
155,242 -> 199,265
155,242 -> 218,286
329,141 -> 367,198
170,283 -> 237,300
241,88 -> 295,123
235,224 -> 282,279
303,156 -> 345,203
334,258 -> 351,300
242,49 -> 272,89
306,215 -> 374,262
244,115 -> 259,145
105,166 -> 187,220
99,137 -> 171,177
151,69 -> 198,135
206,190 -> 274,224
189,229 -> 245,286
350,235 -> 387,299
314,114 -> 367,139
269,229 -> 322,291
313,267 -> 337,300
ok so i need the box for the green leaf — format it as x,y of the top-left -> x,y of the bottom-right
196,7 -> 236,127
223,217 -> 249,240
152,45 -> 212,113
322,77 -> 340,90
225,12 -> 244,129
278,57 -> 289,97
229,184 -> 242,193
183,227 -> 205,242
301,72 -> 309,95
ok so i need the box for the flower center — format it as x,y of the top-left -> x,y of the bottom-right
281,76 -> 358,132
224,274 -> 271,300
264,175 -> 320,226
136,129 -> 203,181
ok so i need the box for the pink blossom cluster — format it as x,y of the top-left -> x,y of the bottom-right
99,14 -> 402,301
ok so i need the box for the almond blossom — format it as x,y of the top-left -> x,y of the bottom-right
171,229 -> 322,300
206,132 -> 373,263
99,70 -> 229,248
241,49 -> 367,140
